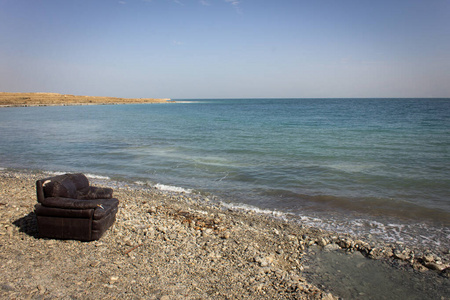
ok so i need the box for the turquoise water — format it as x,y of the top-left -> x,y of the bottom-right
1,98 -> 449,250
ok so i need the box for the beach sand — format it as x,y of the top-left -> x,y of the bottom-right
0,92 -> 170,107
1,170 -> 448,299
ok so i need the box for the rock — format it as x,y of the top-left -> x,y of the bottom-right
317,237 -> 328,247
394,251 -> 408,261
38,284 -> 46,295
254,255 -> 274,267
90,261 -> 100,267
441,267 -> 450,278
412,262 -> 428,272
422,254 -> 435,263
322,292 -> 336,300
287,234 -> 296,241
156,226 -> 167,234
203,228 -> 213,235
323,243 -> 340,252
6,226 -> 13,237
1,283 -> 15,291
424,262 -> 447,272
383,247 -> 394,258
123,237 -> 133,246
338,238 -> 352,249
369,248 -> 385,259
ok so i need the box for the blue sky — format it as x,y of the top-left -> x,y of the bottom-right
1,0 -> 449,99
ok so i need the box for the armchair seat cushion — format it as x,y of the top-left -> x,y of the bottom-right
35,173 -> 119,241
35,204 -> 94,219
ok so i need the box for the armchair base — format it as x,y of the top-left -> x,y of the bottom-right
36,214 -> 93,241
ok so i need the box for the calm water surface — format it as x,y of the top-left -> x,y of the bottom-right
1,98 -> 449,250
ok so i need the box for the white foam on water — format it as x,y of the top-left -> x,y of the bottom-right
326,162 -> 382,173
155,183 -> 192,194
42,171 -> 111,181
218,202 -> 449,251
220,202 -> 287,219
85,173 -> 111,180
44,171 -> 110,180
45,171 -> 66,176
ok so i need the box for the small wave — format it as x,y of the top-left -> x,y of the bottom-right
155,183 -> 192,193
45,171 -> 67,176
44,171 -> 111,180
326,162 -> 382,173
221,199 -> 449,251
85,173 -> 110,180
220,202 -> 287,219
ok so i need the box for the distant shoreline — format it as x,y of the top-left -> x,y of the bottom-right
0,92 -> 172,107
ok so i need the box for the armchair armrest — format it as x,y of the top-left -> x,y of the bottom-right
77,186 -> 113,200
40,197 -> 114,210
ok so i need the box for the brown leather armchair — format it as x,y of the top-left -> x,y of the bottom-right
35,173 -> 119,241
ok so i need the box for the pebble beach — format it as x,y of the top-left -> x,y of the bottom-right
1,169 -> 449,299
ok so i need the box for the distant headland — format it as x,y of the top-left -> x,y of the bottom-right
0,92 -> 171,107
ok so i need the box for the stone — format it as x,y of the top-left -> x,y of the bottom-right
422,254 -> 435,263
412,262 -> 428,272
322,292 -> 335,300
441,267 -> 450,278
90,261 -> 100,267
1,283 -> 15,291
424,262 -> 447,272
317,238 -> 328,247
394,251 -> 408,261
38,284 -> 46,295
323,243 -> 340,252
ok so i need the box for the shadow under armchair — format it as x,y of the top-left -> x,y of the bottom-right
13,211 -> 39,238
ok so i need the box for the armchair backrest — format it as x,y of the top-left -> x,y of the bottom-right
36,173 -> 90,203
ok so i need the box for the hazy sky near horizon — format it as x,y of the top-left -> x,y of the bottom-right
1,0 -> 449,99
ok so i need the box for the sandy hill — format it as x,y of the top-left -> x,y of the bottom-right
0,92 -> 171,107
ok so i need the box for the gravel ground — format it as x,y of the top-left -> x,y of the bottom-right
0,170 -> 334,299
1,170 -> 448,299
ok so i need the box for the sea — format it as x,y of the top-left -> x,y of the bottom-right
1,98 -> 449,252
